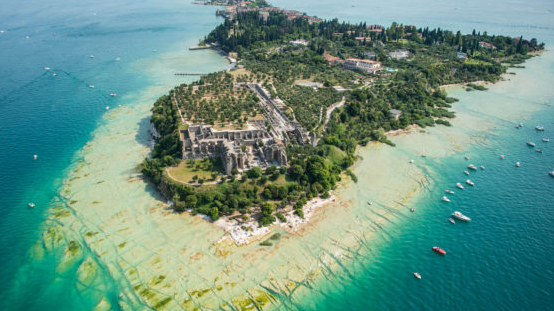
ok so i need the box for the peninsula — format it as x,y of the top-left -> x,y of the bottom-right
141,0 -> 543,236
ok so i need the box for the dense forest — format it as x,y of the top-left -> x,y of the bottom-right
142,8 -> 544,226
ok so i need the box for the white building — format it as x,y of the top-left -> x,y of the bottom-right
288,39 -> 308,46
344,58 -> 381,74
388,49 -> 409,59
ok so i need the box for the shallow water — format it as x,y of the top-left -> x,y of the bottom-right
1,0 -> 553,310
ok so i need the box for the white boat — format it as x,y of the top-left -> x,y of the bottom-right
410,207 -> 415,212
409,159 -> 414,164
115,57 -> 121,61
110,93 -> 117,97
467,164 -> 477,170
515,123 -> 523,129
445,190 -> 455,194
367,201 -> 372,206
414,272 -> 421,279
28,203 -> 35,208
89,85 -> 95,88
526,141 -> 536,147
535,126 -> 545,131
25,36 -> 30,39
466,179 -> 474,186
456,183 -> 464,190
500,155 -> 505,159
516,162 -> 521,167
452,211 -> 471,222
543,138 -> 550,142
535,149 -> 542,153
442,196 -> 451,202
89,55 -> 95,59
464,155 -> 469,160
449,218 -> 456,224
480,166 -> 485,170
44,66 -> 51,70
105,106 -> 110,110
549,171 -> 554,177
0,30 -> 4,34
52,73 -> 57,76
464,170 -> 470,175
33,154 -> 37,160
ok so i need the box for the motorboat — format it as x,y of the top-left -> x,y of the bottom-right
105,106 -> 110,110
410,207 -> 415,212
464,170 -> 470,175
409,159 -> 414,164
468,164 -> 477,170
110,93 -> 117,97
44,66 -> 51,70
414,272 -> 421,279
452,211 -> 471,222
449,218 -> 456,224
535,149 -> 542,153
480,166 -> 485,170
115,57 -> 121,61
464,155 -> 469,160
500,155 -> 505,159
89,85 -> 95,88
549,171 -> 554,177
445,190 -> 455,194
516,162 -> 521,167
466,179 -> 474,186
527,141 -> 536,147
442,196 -> 451,202
90,55 -> 95,58
543,138 -> 550,142
515,123 -> 523,129
456,183 -> 464,190
535,126 -> 545,131
367,201 -> 373,206
28,203 -> 35,208
33,154 -> 37,160
52,73 -> 57,77
432,246 -> 446,255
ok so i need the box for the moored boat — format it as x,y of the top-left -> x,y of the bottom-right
442,196 -> 451,202
414,272 -> 421,279
452,211 -> 471,222
535,126 -> 544,131
466,179 -> 474,186
445,190 -> 454,194
33,154 -> 37,160
449,218 -> 456,224
516,162 -> 521,167
543,138 -> 550,142
410,207 -> 415,212
535,149 -> 542,153
28,203 -> 35,208
464,170 -> 470,175
515,122 -> 523,128
549,171 -> 554,177
456,183 -> 464,190
89,55 -> 95,58
105,106 -> 110,110
468,164 -> 477,170
89,85 -> 94,88
500,155 -> 505,159
464,155 -> 469,160
367,201 -> 372,206
480,165 -> 485,170
110,93 -> 117,97
527,141 -> 536,147
432,246 -> 446,255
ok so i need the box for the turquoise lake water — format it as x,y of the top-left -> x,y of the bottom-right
0,0 -> 553,309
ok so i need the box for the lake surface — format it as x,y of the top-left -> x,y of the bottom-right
0,0 -> 552,310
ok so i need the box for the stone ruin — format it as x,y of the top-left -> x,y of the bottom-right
181,125 -> 287,175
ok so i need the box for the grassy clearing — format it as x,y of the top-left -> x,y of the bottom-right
167,158 -> 223,184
